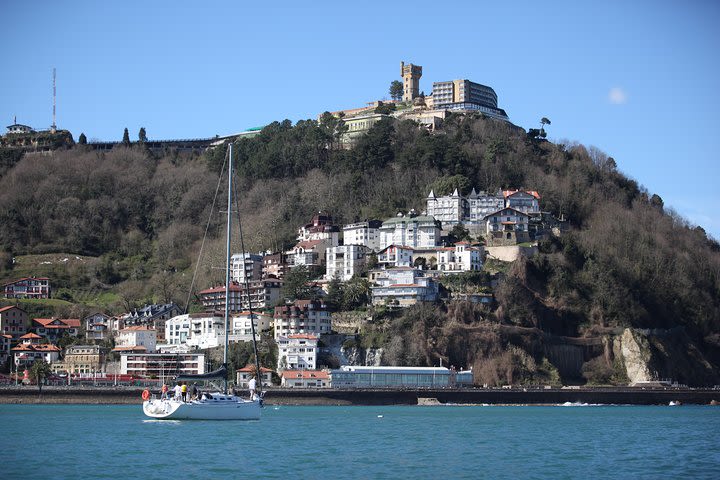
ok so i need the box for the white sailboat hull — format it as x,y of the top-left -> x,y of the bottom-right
143,395 -> 261,420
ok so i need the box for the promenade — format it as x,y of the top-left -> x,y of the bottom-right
1,386 -> 719,406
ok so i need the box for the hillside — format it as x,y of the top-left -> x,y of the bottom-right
1,113 -> 719,385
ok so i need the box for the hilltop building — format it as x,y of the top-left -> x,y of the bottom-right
401,61 -> 423,102
379,211 -> 441,250
2,277 -> 51,299
273,300 -> 331,340
198,279 -> 283,312
230,253 -> 263,284
0,306 -> 31,338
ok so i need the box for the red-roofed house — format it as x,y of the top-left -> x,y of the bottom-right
2,277 -> 51,299
281,369 -> 330,388
236,364 -> 274,389
33,318 -> 81,341
503,190 -> 541,214
276,334 -> 319,371
12,342 -> 61,368
0,305 -> 30,338
435,242 -> 484,273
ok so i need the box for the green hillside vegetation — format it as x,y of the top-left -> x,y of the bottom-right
1,113 -> 718,385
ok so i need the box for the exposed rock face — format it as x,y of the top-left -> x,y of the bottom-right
342,346 -> 383,366
615,328 -> 656,384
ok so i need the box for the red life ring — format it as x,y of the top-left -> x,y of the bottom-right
142,389 -> 150,401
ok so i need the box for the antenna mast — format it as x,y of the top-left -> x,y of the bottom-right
51,68 -> 57,133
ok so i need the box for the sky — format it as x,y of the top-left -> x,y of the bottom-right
1,1 -> 719,239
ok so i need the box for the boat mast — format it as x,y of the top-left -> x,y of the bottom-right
223,144 -> 233,395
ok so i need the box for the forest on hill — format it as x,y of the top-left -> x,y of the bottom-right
1,113 -> 719,385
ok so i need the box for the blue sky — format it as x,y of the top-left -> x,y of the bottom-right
2,1 -> 719,239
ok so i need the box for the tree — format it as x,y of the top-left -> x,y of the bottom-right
281,265 -> 314,301
138,127 -> 147,143
78,133 -> 87,145
389,80 -> 403,101
122,128 -> 130,146
29,359 -> 52,393
540,117 -> 551,138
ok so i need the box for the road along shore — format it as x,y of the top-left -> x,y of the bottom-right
1,386 -> 719,406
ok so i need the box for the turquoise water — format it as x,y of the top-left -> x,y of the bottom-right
1,404 -> 719,479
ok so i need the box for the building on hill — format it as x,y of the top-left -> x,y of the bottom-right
436,242 -> 484,273
121,303 -> 181,343
377,245 -> 415,268
342,220 -> 382,252
503,190 -> 541,215
198,279 -> 283,312
0,305 -> 30,338
468,188 -> 506,222
32,318 -> 81,341
5,121 -> 35,135
273,300 -> 331,340
370,267 -> 439,307
262,252 -> 290,279
326,244 -> 371,281
230,252 -> 263,284
430,79 -> 509,121
297,212 -> 340,244
0,334 -> 11,363
2,277 -> 51,299
85,313 -> 112,342
379,212 -> 441,250
401,61 -> 423,102
426,189 -> 466,227
115,326 -> 157,353
483,207 -> 530,246
230,312 -> 273,343
341,112 -> 389,146
276,334 -> 319,371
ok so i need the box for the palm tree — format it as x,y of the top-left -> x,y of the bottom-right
30,359 -> 52,393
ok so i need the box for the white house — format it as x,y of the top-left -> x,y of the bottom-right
297,212 -> 340,245
185,314 -> 224,350
426,188 -> 465,226
277,334 -> 318,371
370,267 -> 439,307
467,188 -> 505,223
229,312 -> 272,343
115,326 -> 157,353
436,242 -> 484,273
230,252 -> 263,284
165,314 -> 193,346
379,212 -> 441,250
326,244 -> 371,281
342,220 -> 382,252
377,245 -> 414,268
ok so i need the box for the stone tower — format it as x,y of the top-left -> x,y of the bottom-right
400,61 -> 422,102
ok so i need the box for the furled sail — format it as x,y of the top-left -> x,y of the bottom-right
176,364 -> 227,382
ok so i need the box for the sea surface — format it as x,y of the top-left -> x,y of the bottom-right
1,404 -> 719,479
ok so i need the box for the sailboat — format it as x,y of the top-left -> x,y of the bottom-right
143,144 -> 262,420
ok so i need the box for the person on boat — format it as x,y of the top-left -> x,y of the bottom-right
173,382 -> 182,401
181,382 -> 188,402
248,377 -> 257,399
160,383 -> 168,400
191,383 -> 198,400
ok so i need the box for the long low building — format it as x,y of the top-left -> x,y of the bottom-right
120,352 -> 205,378
330,366 -> 473,388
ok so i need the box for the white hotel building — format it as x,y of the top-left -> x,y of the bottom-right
277,334 -> 318,371
379,212 -> 441,250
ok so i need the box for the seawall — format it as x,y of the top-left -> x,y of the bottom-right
1,386 -> 719,406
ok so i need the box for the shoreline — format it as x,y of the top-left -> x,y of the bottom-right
1,386 -> 719,406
